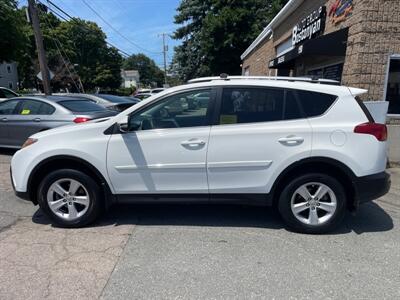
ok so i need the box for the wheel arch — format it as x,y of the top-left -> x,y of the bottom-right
27,155 -> 114,207
270,157 -> 357,210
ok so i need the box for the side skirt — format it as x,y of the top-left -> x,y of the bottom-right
116,193 -> 273,206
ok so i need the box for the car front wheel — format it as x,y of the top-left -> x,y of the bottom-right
37,169 -> 103,228
278,173 -> 347,234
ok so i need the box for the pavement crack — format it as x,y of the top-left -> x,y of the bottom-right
98,223 -> 139,299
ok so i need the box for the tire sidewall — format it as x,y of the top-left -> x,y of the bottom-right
38,169 -> 102,227
278,173 -> 346,234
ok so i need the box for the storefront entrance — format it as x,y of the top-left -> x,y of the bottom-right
386,56 -> 400,115
269,28 -> 348,82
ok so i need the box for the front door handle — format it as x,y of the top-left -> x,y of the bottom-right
1,117 -> 7,122
278,136 -> 304,145
33,118 -> 41,122
181,139 -> 206,147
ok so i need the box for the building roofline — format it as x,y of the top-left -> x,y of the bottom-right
240,0 -> 304,60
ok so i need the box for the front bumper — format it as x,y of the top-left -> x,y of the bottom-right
10,167 -> 30,201
354,171 -> 391,204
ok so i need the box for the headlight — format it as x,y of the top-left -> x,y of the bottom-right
22,138 -> 38,149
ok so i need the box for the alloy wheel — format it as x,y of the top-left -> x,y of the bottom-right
47,178 -> 90,221
290,182 -> 337,226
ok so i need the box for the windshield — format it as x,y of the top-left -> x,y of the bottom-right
58,100 -> 107,112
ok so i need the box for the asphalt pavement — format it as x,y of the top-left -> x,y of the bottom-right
0,149 -> 399,299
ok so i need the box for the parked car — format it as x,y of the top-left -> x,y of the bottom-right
121,96 -> 142,103
151,88 -> 165,94
138,89 -> 151,94
135,93 -> 153,100
11,76 -> 390,233
0,87 -> 19,100
186,91 -> 211,110
0,96 -> 117,148
58,93 -> 138,112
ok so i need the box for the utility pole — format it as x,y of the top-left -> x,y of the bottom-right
159,33 -> 168,86
28,0 -> 51,95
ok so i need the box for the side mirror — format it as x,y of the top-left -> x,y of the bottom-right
117,116 -> 142,133
117,115 -> 129,133
118,122 -> 129,133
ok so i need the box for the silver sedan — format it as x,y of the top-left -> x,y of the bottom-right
0,96 -> 117,149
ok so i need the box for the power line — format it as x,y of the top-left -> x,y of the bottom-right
46,0 -> 73,19
37,0 -> 131,58
80,0 -> 162,56
39,9 -> 82,92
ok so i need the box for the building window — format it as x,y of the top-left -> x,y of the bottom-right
386,57 -> 400,115
7,65 -> 12,74
276,37 -> 293,57
8,82 -> 13,89
307,63 -> 344,82
244,67 -> 250,76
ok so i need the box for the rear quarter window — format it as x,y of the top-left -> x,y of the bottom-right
59,100 -> 106,112
296,90 -> 337,117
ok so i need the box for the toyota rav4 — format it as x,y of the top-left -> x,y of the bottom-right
11,76 -> 391,233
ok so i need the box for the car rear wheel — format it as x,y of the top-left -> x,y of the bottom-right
37,169 -> 103,228
278,173 -> 347,234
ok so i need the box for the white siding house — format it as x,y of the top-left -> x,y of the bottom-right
121,69 -> 140,88
0,62 -> 18,91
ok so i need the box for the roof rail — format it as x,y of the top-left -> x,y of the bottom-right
187,75 -> 340,85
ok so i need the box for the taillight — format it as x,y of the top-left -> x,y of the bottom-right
73,117 -> 91,123
354,122 -> 387,141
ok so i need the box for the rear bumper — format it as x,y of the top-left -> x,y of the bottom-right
354,171 -> 391,204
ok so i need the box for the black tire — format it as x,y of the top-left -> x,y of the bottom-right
278,173 -> 347,234
37,169 -> 103,228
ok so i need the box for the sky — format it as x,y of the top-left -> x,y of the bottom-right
22,0 -> 182,68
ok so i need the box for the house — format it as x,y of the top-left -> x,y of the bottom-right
0,62 -> 18,91
121,69 -> 140,89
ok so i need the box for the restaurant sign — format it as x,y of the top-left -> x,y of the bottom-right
292,6 -> 326,46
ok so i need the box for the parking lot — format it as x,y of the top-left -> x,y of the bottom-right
0,150 -> 399,299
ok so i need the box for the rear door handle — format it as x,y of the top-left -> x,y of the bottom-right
181,139 -> 206,146
1,118 -> 7,122
278,136 -> 304,145
33,118 -> 41,122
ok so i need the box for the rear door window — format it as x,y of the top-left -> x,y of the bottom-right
59,100 -> 107,112
295,90 -> 337,117
16,100 -> 55,115
219,87 -> 302,125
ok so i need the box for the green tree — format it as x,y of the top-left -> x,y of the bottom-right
123,54 -> 164,87
51,18 -> 122,91
16,9 -> 124,91
4,4 -> 123,91
0,0 -> 27,63
172,0 -> 288,81
94,47 -> 123,89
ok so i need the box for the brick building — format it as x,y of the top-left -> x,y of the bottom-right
241,0 -> 400,162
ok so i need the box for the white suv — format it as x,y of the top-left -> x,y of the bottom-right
11,76 -> 391,233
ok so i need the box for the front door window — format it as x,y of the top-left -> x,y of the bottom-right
128,89 -> 213,131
